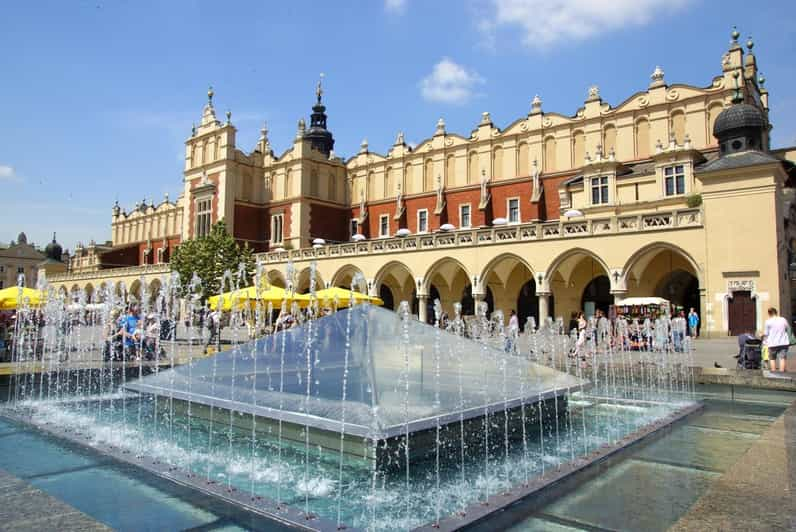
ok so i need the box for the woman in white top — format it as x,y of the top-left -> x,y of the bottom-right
763,307 -> 789,373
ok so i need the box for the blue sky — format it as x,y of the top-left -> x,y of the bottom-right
1,0 -> 794,251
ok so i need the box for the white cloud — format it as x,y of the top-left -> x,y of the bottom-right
419,58 -> 485,105
0,165 -> 19,181
385,0 -> 407,14
483,0 -> 690,48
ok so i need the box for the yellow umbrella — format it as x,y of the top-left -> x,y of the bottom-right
311,286 -> 383,308
208,285 -> 309,311
0,287 -> 45,310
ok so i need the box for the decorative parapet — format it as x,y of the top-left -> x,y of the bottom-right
258,207 -> 703,264
47,263 -> 171,283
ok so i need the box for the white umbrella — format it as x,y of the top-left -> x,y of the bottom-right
563,209 -> 584,218
396,228 -> 411,237
439,223 -> 455,232
351,234 -> 366,242
492,217 -> 507,226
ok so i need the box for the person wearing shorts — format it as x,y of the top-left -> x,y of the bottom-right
763,307 -> 789,373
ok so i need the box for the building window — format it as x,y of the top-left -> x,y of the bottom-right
195,198 -> 212,238
0,281 -> 3,289
417,209 -> 428,233
0,265 -> 4,273
17,266 -> 24,274
507,198 -> 520,223
591,176 -> 609,205
379,214 -> 389,237
664,164 -> 686,196
350,219 -> 358,237
460,204 -> 471,228
271,213 -> 284,245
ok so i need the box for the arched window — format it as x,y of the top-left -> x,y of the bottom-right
404,163 -> 414,194
328,173 -> 336,202
635,118 -> 650,159
517,142 -> 528,177
384,167 -> 392,199
285,169 -> 293,199
492,146 -> 503,179
203,141 -> 210,164
543,136 -> 556,172
603,124 -> 617,155
572,130 -> 585,168
310,169 -> 320,197
670,111 -> 686,145
446,155 -> 456,187
367,171 -> 376,200
214,136 -> 221,160
424,159 -> 433,191
468,151 -> 479,184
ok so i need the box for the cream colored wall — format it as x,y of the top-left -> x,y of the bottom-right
112,200 -> 183,247
700,164 -> 788,333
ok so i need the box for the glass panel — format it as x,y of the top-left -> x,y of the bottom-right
127,305 -> 583,438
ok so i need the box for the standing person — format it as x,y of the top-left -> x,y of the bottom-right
687,308 -> 700,338
672,311 -> 687,352
120,304 -> 140,361
763,307 -> 789,374
568,312 -> 578,335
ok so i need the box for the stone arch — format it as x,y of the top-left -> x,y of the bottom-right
543,136 -> 556,172
621,242 -> 702,313
374,261 -> 416,312
331,264 -> 366,291
423,257 -> 471,319
266,269 -> 286,288
84,283 -> 95,303
480,253 -> 537,327
128,279 -> 143,302
603,123 -> 617,155
635,117 -> 650,159
148,278 -> 162,306
572,130 -> 585,168
546,248 -> 611,319
295,267 -> 325,294
492,146 -> 503,179
670,110 -> 686,145
423,159 -> 434,192
468,151 -> 479,184
622,242 -> 700,285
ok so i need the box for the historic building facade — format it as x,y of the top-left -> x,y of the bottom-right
48,30 -> 796,337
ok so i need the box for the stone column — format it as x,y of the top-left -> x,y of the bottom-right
418,295 -> 429,323
538,293 -> 550,324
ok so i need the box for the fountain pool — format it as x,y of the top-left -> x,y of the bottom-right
0,271 -> 700,530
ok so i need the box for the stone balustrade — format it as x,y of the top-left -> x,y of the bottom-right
259,207 -> 702,264
48,263 -> 170,283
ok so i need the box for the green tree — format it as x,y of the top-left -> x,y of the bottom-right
170,220 -> 254,300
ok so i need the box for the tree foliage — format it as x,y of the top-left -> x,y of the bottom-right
170,220 -> 254,300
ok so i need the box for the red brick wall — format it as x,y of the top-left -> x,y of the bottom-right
233,203 -> 267,243
540,174 -> 576,220
444,188 -> 485,228
309,202 -> 350,244
404,194 -> 438,232
363,202 -> 396,237
489,180 -> 539,222
100,245 -> 139,267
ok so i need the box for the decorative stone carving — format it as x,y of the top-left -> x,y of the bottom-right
530,94 -> 542,115
393,182 -> 405,221
531,159 -> 542,203
586,85 -> 600,101
649,66 -> 665,88
478,169 -> 490,210
728,279 -> 755,292
434,174 -> 445,215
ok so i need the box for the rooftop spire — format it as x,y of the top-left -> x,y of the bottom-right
316,73 -> 324,104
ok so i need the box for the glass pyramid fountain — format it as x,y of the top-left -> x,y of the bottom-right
126,305 -> 584,444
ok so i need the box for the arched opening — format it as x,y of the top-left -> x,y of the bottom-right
424,258 -> 471,319
547,249 -> 610,321
481,253 -> 536,326
379,284 -> 395,311
374,261 -> 416,313
623,244 -> 701,318
331,265 -> 366,292
84,283 -> 95,303
266,270 -> 286,289
295,268 -> 325,294
581,275 -> 611,317
148,278 -> 162,306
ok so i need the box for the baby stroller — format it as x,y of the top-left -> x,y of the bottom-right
737,337 -> 762,369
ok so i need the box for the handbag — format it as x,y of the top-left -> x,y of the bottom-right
761,345 -> 769,361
